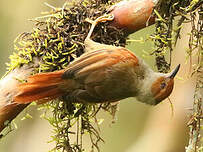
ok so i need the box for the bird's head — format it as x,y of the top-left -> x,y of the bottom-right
151,64 -> 180,105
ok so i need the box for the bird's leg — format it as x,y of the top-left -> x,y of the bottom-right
85,14 -> 114,41
84,14 -> 114,52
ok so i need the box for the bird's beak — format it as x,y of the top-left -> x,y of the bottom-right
168,64 -> 180,79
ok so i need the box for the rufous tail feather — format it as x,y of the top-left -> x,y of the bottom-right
14,70 -> 66,104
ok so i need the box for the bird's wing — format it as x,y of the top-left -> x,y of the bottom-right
62,48 -> 139,80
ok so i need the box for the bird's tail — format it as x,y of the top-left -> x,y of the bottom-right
14,70 -> 66,104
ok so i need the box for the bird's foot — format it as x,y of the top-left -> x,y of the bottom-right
85,18 -> 94,24
94,14 -> 114,24
85,14 -> 114,25
85,14 -> 114,41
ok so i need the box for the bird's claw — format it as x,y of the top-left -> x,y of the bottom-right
85,18 -> 94,24
85,14 -> 114,25
85,14 -> 114,42
95,14 -> 114,23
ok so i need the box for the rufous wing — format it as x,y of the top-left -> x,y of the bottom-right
62,47 -> 139,103
62,48 -> 138,80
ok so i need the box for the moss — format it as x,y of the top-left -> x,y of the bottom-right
149,0 -> 202,73
7,0 -> 125,73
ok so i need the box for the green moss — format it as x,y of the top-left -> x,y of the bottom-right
150,0 -> 202,73
7,0 -> 125,73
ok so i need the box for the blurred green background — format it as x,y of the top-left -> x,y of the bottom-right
0,0 -> 193,152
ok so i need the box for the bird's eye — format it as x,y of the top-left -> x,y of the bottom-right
160,82 -> 166,89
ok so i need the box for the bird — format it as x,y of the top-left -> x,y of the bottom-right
13,15 -> 180,106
